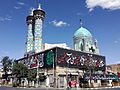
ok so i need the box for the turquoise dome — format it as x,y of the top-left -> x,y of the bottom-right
74,27 -> 92,38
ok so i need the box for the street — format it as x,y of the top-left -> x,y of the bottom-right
0,86 -> 120,90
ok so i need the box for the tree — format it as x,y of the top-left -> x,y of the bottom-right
1,56 -> 13,80
27,69 -> 37,87
27,69 -> 36,81
12,62 -> 28,86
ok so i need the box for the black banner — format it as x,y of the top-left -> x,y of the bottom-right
19,47 -> 105,70
57,47 -> 106,71
23,48 -> 56,69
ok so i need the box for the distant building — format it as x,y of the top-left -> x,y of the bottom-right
107,64 -> 120,74
43,43 -> 70,50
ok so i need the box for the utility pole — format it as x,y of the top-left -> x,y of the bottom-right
36,57 -> 39,88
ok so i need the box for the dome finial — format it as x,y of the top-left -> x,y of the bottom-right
80,19 -> 83,27
38,3 -> 41,10
36,0 -> 41,10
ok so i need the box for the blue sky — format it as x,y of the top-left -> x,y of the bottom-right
0,0 -> 120,65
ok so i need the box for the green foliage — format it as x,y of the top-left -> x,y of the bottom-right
1,56 -> 13,74
12,62 -> 28,78
12,61 -> 37,83
27,69 -> 37,81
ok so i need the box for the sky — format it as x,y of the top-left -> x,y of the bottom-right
0,0 -> 120,65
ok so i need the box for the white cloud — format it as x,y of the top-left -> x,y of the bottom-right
114,38 -> 120,44
0,15 -> 12,22
17,2 -> 25,5
114,40 -> 118,44
50,20 -> 70,27
86,0 -> 120,11
14,6 -> 21,9
5,15 -> 12,21
5,18 -> 12,21
14,2 -> 25,10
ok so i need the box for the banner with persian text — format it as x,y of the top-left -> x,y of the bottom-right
57,47 -> 106,71
19,47 -> 105,70
23,48 -> 56,69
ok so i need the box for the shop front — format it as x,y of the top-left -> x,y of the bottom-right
83,73 -> 119,87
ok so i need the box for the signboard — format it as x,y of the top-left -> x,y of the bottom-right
57,48 -> 106,71
83,73 -> 117,80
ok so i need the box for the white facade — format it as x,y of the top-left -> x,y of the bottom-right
0,69 -> 4,78
43,43 -> 70,50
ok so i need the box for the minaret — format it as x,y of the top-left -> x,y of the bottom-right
33,4 -> 45,53
26,9 -> 34,53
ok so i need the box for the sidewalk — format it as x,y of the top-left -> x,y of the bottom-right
1,85 -> 120,90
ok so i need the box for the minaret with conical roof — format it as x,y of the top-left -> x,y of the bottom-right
33,4 -> 45,53
26,9 -> 34,53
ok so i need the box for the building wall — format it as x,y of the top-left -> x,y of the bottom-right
107,64 -> 120,74
18,47 -> 106,88
43,43 -> 70,50
0,69 -> 4,78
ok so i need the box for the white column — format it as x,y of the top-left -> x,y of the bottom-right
97,80 -> 101,87
46,75 -> 50,87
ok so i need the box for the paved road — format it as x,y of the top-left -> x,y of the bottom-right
0,86 -> 120,90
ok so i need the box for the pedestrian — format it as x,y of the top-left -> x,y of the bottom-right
69,81 -> 71,88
